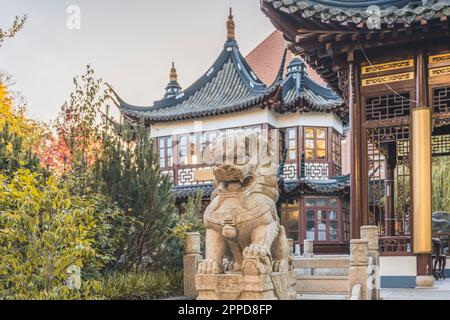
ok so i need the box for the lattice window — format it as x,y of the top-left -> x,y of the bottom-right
432,134 -> 450,157
365,93 -> 410,121
433,87 -> 450,114
366,125 -> 411,237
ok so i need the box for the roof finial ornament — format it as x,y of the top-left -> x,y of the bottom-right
170,61 -> 178,82
227,7 -> 235,41
165,61 -> 182,99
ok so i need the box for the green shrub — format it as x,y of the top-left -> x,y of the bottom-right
101,270 -> 183,300
0,169 -> 102,299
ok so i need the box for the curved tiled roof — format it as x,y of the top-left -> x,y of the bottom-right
112,39 -> 277,123
282,57 -> 343,114
266,0 -> 450,27
171,174 -> 350,201
171,184 -> 214,201
281,175 -> 350,196
112,36 -> 346,122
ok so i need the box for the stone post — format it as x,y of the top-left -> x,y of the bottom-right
287,239 -> 294,255
349,239 -> 369,300
303,239 -> 314,258
184,232 -> 202,298
361,226 -> 380,300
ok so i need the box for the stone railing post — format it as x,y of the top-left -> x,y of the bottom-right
288,238 -> 294,255
349,239 -> 369,300
303,239 -> 314,258
184,232 -> 202,298
361,226 -> 380,300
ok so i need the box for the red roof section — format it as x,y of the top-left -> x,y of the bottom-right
246,30 -> 325,86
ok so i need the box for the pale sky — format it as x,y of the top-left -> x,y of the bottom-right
0,0 -> 275,122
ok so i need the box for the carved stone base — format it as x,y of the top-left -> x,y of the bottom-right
195,271 -> 296,300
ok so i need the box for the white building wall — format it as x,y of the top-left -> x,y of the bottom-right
150,108 -> 344,138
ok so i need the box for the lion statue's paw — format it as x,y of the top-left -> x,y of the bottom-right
197,260 -> 224,274
242,244 -> 272,276
223,259 -> 241,273
272,259 -> 291,272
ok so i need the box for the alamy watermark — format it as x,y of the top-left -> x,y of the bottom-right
66,5 -> 81,30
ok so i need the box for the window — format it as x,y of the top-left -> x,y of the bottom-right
281,200 -> 300,242
178,134 -> 201,165
332,130 -> 341,165
304,127 -> 327,161
304,197 -> 339,242
179,135 -> 188,165
199,133 -> 207,164
342,201 -> 350,241
243,125 -> 262,134
158,137 -> 173,168
286,128 -> 297,161
190,134 -> 197,165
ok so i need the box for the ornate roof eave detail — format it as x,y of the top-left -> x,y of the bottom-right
172,184 -> 215,202
265,0 -> 450,28
283,95 -> 347,118
172,174 -> 350,202
278,174 -> 350,197
261,0 -> 450,97
280,57 -> 346,116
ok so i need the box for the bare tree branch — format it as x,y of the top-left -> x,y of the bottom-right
0,15 -> 27,47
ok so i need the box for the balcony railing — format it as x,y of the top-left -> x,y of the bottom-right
379,236 -> 412,256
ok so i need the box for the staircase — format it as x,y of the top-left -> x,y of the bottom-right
294,255 -> 350,299
293,226 -> 380,300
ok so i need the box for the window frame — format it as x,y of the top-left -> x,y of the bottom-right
303,196 -> 341,243
158,136 -> 173,169
304,127 -> 328,162
285,127 -> 298,162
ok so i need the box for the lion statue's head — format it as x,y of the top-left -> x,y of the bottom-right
209,130 -> 279,201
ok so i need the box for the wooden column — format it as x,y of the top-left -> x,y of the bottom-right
413,49 -> 433,287
349,54 -> 364,240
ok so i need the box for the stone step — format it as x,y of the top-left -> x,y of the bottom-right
297,293 -> 349,300
296,275 -> 349,295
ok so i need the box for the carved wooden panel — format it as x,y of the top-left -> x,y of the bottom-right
161,170 -> 174,183
433,87 -> 450,114
283,163 -> 297,181
304,162 -> 329,180
365,93 -> 411,121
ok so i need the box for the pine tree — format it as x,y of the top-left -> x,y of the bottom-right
97,117 -> 176,271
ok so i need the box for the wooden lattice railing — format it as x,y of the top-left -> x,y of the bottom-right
379,236 -> 412,256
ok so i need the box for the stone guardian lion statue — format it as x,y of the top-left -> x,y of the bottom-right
197,130 -> 293,276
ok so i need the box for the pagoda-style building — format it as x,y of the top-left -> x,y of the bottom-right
112,9 -> 351,254
262,0 -> 450,287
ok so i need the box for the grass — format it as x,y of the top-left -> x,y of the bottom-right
102,270 -> 183,300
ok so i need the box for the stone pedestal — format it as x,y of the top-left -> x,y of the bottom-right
349,239 -> 369,300
184,232 -> 202,298
303,239 -> 314,258
195,271 -> 296,300
361,226 -> 380,300
416,275 -> 434,287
